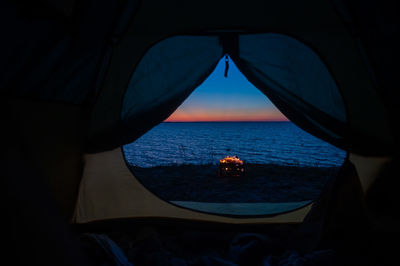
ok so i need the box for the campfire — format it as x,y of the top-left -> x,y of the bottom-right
218,156 -> 245,177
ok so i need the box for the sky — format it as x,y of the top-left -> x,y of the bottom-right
165,56 -> 288,122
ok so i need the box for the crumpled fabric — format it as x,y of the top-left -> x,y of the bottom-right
263,250 -> 336,266
92,232 -> 337,266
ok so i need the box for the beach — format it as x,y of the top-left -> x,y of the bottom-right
128,163 -> 340,203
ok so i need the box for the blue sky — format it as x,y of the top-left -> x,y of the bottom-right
166,56 -> 287,122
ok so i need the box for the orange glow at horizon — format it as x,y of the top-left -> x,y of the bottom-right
165,108 -> 288,122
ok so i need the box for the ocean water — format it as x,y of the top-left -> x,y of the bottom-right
123,122 -> 346,168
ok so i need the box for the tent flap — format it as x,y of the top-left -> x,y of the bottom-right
119,36 -> 223,145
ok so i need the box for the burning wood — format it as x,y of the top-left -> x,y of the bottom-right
218,156 -> 245,177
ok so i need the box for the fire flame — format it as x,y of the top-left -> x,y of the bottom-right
220,156 -> 244,165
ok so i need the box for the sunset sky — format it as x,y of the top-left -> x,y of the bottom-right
165,56 -> 288,122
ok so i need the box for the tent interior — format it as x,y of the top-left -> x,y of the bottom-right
4,0 -> 399,265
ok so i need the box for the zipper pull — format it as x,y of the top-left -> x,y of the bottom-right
224,54 -> 229,78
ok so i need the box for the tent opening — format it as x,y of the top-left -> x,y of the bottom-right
122,56 -> 347,217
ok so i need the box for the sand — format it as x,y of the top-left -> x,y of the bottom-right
128,163 -> 340,203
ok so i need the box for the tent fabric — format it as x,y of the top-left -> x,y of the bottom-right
332,0 -> 400,143
118,32 -> 352,151
4,0 -> 395,154
112,32 -> 387,154
86,0 -> 395,156
1,0 -> 138,104
5,118 -> 96,266
238,34 -> 346,123
233,34 -> 349,149
120,36 -> 222,143
4,2 -> 400,264
7,97 -> 86,219
87,0 -> 360,152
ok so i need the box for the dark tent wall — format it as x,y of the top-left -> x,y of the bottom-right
1,0 -> 138,103
5,100 -> 96,266
6,98 -> 86,219
3,0 -> 139,220
333,0 -> 400,144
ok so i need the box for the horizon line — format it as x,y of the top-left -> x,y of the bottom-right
163,120 -> 290,123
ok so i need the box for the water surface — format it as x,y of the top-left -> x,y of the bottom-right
123,122 -> 346,168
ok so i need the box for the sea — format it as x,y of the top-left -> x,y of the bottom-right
123,122 -> 346,168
